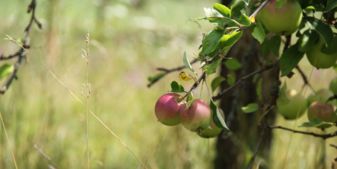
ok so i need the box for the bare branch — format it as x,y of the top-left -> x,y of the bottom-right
269,125 -> 337,140
212,62 -> 277,101
249,0 -> 272,18
0,0 -> 41,94
295,65 -> 315,91
147,58 -> 198,87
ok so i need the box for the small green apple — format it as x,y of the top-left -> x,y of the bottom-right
308,89 -> 333,104
329,77 -> 337,95
306,38 -> 337,69
256,0 -> 303,34
277,89 -> 307,120
197,122 -> 222,138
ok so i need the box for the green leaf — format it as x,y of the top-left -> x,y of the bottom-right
261,36 -> 281,56
236,13 -> 251,26
183,52 -> 194,72
170,81 -> 185,93
211,76 -> 225,92
227,72 -> 236,86
322,35 -> 337,54
298,31 -> 319,52
308,17 -> 333,45
199,30 -> 224,58
203,58 -> 221,75
186,92 -> 193,102
224,58 -> 242,71
210,100 -> 229,130
251,21 -> 266,44
0,64 -> 14,80
213,3 -> 231,17
241,103 -> 258,113
231,0 -> 247,17
280,44 -> 305,76
300,120 -> 333,129
219,30 -> 243,48
326,0 -> 337,11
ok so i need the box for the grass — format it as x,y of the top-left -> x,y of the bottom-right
0,0 -> 336,169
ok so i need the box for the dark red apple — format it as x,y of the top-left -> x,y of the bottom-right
308,101 -> 337,122
155,93 -> 186,126
181,99 -> 211,131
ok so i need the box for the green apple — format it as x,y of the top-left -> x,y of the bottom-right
329,77 -> 337,95
197,122 -> 222,138
308,89 -> 333,104
277,89 -> 307,120
308,101 -> 337,122
256,0 -> 302,34
306,38 -> 337,69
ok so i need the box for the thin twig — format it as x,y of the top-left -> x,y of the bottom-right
249,0 -> 272,18
179,72 -> 206,101
147,58 -> 198,87
212,62 -> 277,101
269,125 -> 337,140
0,0 -> 41,94
295,65 -> 315,92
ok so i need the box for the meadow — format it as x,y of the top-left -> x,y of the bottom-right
0,0 -> 336,168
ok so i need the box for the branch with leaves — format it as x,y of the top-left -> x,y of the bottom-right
0,0 -> 41,94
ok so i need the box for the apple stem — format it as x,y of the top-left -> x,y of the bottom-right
249,0 -> 272,18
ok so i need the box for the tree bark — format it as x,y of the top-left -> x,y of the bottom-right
214,1 -> 279,168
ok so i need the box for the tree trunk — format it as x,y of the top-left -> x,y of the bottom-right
214,1 -> 279,168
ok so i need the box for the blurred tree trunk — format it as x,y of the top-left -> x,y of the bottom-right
214,1 -> 279,168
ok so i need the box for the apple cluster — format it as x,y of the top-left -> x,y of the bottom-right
257,0 -> 337,69
154,93 -> 222,138
277,78 -> 337,125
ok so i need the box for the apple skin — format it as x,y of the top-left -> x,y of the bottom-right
306,39 -> 337,69
256,0 -> 302,34
308,89 -> 333,104
181,99 -> 211,131
155,93 -> 186,126
329,77 -> 337,95
308,101 -> 337,122
197,122 -> 222,138
277,90 -> 307,120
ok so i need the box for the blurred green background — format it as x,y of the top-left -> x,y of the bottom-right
0,0 -> 336,169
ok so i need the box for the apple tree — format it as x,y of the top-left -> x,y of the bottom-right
148,0 -> 337,168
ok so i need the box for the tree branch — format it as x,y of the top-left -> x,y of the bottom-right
212,62 -> 277,101
269,125 -> 337,140
147,58 -> 198,87
179,72 -> 206,101
0,0 -> 41,94
295,65 -> 314,91
249,0 -> 272,18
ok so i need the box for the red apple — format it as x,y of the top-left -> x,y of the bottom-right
155,93 -> 186,126
308,101 -> 337,122
181,99 -> 211,131
256,0 -> 302,34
